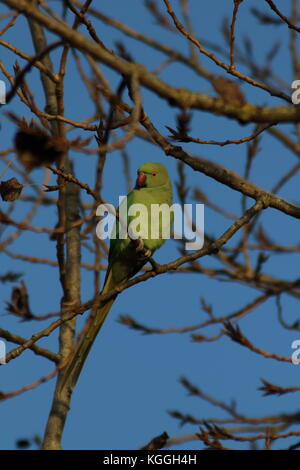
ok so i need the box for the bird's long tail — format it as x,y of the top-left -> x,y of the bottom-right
58,270 -> 115,395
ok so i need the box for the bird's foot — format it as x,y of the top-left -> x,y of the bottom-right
134,237 -> 145,252
132,238 -> 152,261
138,247 -> 152,262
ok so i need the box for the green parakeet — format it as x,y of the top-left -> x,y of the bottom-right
59,162 -> 173,393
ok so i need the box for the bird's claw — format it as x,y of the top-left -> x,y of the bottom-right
134,237 -> 145,252
132,238 -> 151,261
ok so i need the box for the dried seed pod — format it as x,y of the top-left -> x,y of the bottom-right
0,177 -> 23,201
212,76 -> 245,107
14,119 -> 64,170
6,280 -> 33,320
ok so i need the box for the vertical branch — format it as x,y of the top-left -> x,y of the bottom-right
289,0 -> 300,78
240,136 -> 259,274
26,0 -> 82,450
230,0 -> 244,71
180,0 -> 198,64
42,170 -> 81,451
121,149 -> 132,193
289,0 -> 300,137
27,4 -> 59,122
90,77 -> 128,293
42,0 -> 105,449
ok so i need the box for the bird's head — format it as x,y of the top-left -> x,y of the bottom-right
135,162 -> 169,189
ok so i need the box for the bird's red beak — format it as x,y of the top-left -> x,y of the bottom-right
136,171 -> 147,188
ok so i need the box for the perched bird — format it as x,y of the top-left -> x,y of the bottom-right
59,162 -> 173,394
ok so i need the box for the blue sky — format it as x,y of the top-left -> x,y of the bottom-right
1,0 -> 300,450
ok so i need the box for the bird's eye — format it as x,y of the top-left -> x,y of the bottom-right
152,172 -> 157,176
